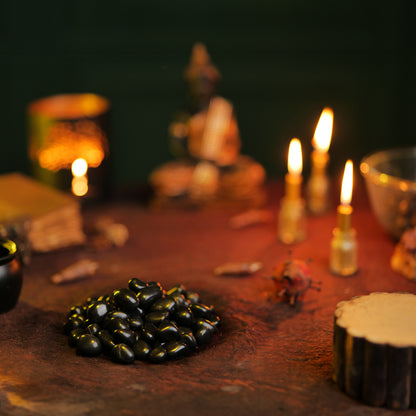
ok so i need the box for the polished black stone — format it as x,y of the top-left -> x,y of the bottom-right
68,328 -> 85,347
103,317 -> 130,333
63,315 -> 85,335
87,301 -> 109,324
133,340 -> 151,360
148,345 -> 167,363
138,286 -> 163,309
194,326 -> 214,345
174,306 -> 195,327
128,315 -> 144,331
190,303 -> 213,319
64,279 -> 220,364
145,310 -> 169,326
68,305 -> 84,317
166,284 -> 186,296
194,318 -> 217,332
150,297 -> 176,314
185,291 -> 200,305
111,288 -> 139,312
113,329 -> 136,347
76,334 -> 102,357
97,329 -> 116,354
107,310 -> 129,321
128,278 -> 147,294
111,343 -> 135,364
167,292 -> 186,308
87,323 -> 100,336
157,321 -> 181,343
165,340 -> 188,360
178,327 -> 197,350
141,322 -> 158,345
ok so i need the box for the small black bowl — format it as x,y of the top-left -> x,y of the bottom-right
0,240 -> 23,313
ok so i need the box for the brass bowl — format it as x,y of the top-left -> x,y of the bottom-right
360,147 -> 416,240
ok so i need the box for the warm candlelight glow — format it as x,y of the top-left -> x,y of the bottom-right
279,138 -> 306,244
340,160 -> 353,206
288,138 -> 302,176
71,158 -> 88,177
71,158 -> 88,197
312,107 -> 333,153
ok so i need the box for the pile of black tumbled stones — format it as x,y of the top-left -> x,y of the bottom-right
63,278 -> 220,364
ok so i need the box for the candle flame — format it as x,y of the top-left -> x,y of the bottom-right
340,160 -> 353,205
71,158 -> 88,196
312,107 -> 333,153
288,138 -> 303,175
71,158 -> 88,177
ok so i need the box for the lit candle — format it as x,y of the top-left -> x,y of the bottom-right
306,107 -> 333,215
330,160 -> 358,276
71,158 -> 89,197
278,138 -> 306,244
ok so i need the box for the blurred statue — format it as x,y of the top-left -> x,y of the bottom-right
150,43 -> 266,208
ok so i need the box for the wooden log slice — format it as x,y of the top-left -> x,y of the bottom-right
333,292 -> 416,409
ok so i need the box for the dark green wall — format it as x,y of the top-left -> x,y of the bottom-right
1,1 -> 415,186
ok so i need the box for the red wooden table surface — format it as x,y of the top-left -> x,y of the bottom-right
0,181 -> 415,416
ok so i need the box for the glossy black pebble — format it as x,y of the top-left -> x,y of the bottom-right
68,328 -> 85,347
113,329 -> 136,347
128,315 -> 144,331
147,281 -> 162,289
157,321 -> 181,343
68,305 -> 84,317
190,303 -> 213,319
128,306 -> 144,319
87,323 -> 100,336
168,292 -> 187,308
128,278 -> 147,294
64,315 -> 85,335
195,318 -> 217,333
111,288 -> 139,312
106,310 -> 129,321
138,286 -> 163,309
86,296 -> 98,306
179,327 -> 197,350
141,322 -> 158,344
133,340 -> 151,360
112,343 -> 135,364
175,306 -> 195,327
149,345 -> 167,363
145,310 -> 169,326
87,302 -> 109,324
76,334 -> 102,357
194,326 -> 214,346
97,329 -> 116,354
210,314 -> 221,327
150,297 -> 176,314
166,284 -> 186,296
185,292 -> 200,305
165,340 -> 188,360
103,317 -> 129,333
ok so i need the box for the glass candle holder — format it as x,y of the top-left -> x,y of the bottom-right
28,93 -> 111,200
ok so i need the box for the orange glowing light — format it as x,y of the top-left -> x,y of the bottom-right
71,176 -> 88,197
71,158 -> 88,177
288,138 -> 303,176
36,120 -> 107,172
340,160 -> 353,206
71,158 -> 89,196
312,107 -> 333,153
